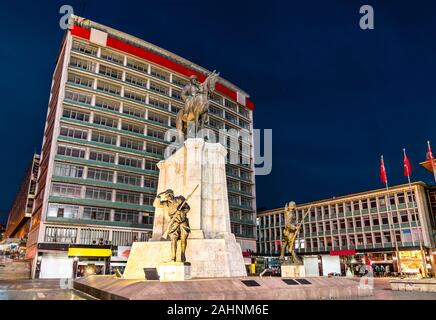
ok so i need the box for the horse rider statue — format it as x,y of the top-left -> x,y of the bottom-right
176,71 -> 220,141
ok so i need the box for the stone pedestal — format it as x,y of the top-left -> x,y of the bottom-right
123,138 -> 247,279
281,264 -> 306,278
158,262 -> 191,282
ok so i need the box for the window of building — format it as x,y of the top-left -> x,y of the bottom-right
91,131 -> 117,146
149,81 -> 169,96
116,191 -> 140,204
125,73 -> 147,88
356,234 -> 364,245
148,111 -> 167,125
64,90 -> 92,105
143,194 -> 154,206
69,56 -> 95,72
363,216 -> 371,227
56,126 -> 79,152
355,218 -> 362,228
117,172 -> 141,186
120,137 -> 143,151
123,104 -> 145,118
400,211 -> 409,223
150,66 -> 169,81
80,228 -> 110,245
144,177 -> 157,189
146,143 -> 163,156
54,163 -> 84,178
118,155 -> 142,168
93,114 -> 118,128
365,234 -> 373,245
225,99 -> 237,112
89,150 -> 115,163
47,204 -> 79,219
172,75 -> 188,87
87,168 -> 114,182
67,73 -> 94,87
72,41 -> 98,56
100,49 -> 124,65
374,232 -> 382,243
95,97 -> 120,112
126,58 -> 148,74
382,231 -> 391,243
57,144 -> 86,158
397,193 -> 406,204
63,107 -> 90,122
171,88 -> 181,101
353,201 -> 360,211
97,81 -> 121,96
144,160 -> 157,171
45,226 -> 77,243
149,97 -> 169,110
99,64 -> 122,80
147,127 -> 164,140
121,121 -> 144,134
85,187 -> 112,201
83,207 -> 111,221
124,90 -> 146,103
50,183 -> 82,198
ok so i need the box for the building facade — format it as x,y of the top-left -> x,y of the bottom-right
257,182 -> 436,277
5,154 -> 40,240
26,16 -> 256,278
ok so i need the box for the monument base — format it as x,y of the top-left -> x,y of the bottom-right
158,262 -> 191,282
123,235 -> 247,279
74,275 -> 374,300
281,264 -> 306,278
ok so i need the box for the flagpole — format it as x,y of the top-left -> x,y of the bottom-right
381,155 -> 402,276
427,141 -> 436,184
403,148 -> 427,277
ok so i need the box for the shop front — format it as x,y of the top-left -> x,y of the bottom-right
109,246 -> 131,275
68,245 -> 112,278
399,250 -> 425,276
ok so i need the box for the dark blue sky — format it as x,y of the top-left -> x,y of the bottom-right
1,0 -> 436,223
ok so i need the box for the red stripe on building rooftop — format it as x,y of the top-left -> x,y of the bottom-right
70,25 -> 254,110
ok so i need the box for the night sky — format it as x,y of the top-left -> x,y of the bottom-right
1,0 -> 436,223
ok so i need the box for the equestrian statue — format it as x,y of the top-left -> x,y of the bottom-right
176,71 -> 220,141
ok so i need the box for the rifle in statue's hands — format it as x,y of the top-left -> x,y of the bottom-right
295,206 -> 313,234
161,185 -> 199,240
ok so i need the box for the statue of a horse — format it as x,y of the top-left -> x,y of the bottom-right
176,71 -> 220,141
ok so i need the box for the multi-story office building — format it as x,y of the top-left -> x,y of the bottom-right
5,154 -> 40,240
26,16 -> 256,278
257,182 -> 436,277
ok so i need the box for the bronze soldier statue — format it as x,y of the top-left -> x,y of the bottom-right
153,188 -> 197,263
280,202 -> 309,264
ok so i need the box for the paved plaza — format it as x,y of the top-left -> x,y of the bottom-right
0,279 -> 91,300
0,277 -> 435,300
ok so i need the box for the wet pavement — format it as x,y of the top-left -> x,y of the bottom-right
1,277 -> 436,300
0,279 -> 94,300
349,277 -> 436,300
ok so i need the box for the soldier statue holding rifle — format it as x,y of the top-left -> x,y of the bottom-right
153,186 -> 198,263
280,201 -> 310,264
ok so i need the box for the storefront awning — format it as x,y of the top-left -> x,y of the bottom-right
330,250 -> 356,257
68,247 -> 112,257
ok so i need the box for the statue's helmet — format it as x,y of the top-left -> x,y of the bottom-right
288,201 -> 296,209
189,75 -> 198,83
159,189 -> 175,201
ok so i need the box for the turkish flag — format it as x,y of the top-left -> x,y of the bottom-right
380,156 -> 387,185
427,142 -> 434,162
404,152 -> 412,177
